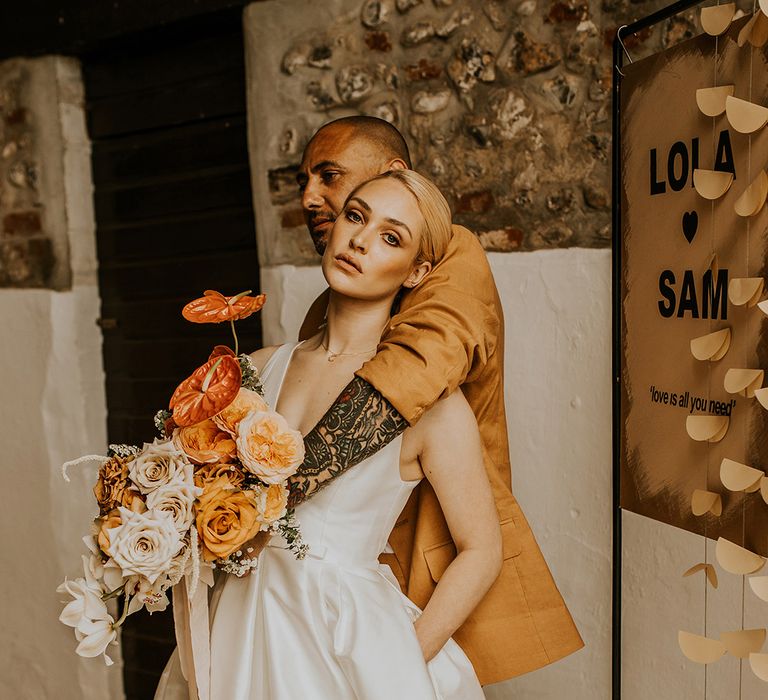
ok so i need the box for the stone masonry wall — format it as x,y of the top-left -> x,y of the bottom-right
0,58 -> 72,289
244,0 -> 752,265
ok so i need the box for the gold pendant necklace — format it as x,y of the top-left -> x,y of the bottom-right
320,339 -> 377,363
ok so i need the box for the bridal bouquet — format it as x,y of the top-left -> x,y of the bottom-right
57,290 -> 307,665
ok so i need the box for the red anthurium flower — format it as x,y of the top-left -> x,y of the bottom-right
182,290 -> 266,324
169,355 -> 242,427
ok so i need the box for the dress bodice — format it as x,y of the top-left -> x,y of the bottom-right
259,343 -> 419,567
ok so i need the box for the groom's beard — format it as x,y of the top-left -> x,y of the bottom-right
306,210 -> 336,255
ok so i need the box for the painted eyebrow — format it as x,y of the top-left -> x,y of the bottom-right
348,197 -> 413,240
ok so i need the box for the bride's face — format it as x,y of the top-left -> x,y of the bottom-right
321,178 -> 431,301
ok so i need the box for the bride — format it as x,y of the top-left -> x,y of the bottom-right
155,169 -> 502,699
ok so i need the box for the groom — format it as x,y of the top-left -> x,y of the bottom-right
289,116 -> 583,685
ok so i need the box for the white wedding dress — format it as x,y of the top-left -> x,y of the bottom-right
155,342 -> 484,700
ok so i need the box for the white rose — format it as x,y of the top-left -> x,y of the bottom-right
129,439 -> 190,494
106,507 -> 183,583
145,468 -> 202,532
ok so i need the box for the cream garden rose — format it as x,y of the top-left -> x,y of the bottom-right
145,473 -> 203,532
236,411 -> 304,484
105,506 -> 184,583
213,387 -> 269,436
129,439 -> 190,494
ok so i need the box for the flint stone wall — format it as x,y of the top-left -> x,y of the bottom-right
244,0 -> 714,266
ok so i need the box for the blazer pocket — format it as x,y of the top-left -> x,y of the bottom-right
500,516 -> 522,559
423,540 -> 456,583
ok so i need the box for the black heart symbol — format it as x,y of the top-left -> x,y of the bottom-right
682,210 -> 698,244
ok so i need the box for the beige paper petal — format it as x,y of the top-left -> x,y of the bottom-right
749,576 -> 768,602
693,168 -> 734,199
729,277 -> 764,307
739,11 -> 760,46
724,368 -> 764,397
749,652 -> 768,681
753,10 -> 768,47
758,300 -> 768,317
697,85 -> 736,117
701,3 -> 736,35
691,328 -> 731,361
720,458 -> 764,492
679,631 -> 727,664
757,389 -> 768,411
692,489 -> 723,516
735,170 -> 768,217
686,415 -> 729,442
683,562 -> 719,588
761,476 -> 768,505
721,629 -> 766,658
726,96 -> 768,134
716,537 -> 766,575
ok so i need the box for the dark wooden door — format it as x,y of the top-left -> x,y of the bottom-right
82,10 -> 260,698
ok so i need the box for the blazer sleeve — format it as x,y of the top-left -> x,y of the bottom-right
356,226 -> 500,426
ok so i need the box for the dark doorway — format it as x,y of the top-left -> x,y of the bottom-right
82,9 -> 261,698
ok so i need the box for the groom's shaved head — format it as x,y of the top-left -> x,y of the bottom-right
311,116 -> 412,169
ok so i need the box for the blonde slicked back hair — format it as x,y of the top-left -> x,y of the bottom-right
356,169 -> 453,266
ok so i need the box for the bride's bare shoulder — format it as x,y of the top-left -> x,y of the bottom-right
248,345 -> 282,373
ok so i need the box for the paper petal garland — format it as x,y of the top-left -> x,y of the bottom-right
721,629 -> 766,659
749,576 -> 768,602
697,85 -> 735,117
683,562 -> 719,588
716,537 -> 766,575
738,10 -> 768,47
723,368 -> 764,397
686,415 -> 729,442
729,277 -> 764,307
725,96 -> 768,134
734,170 -> 768,217
749,652 -> 768,682
679,631 -> 726,664
720,458 -> 764,492
693,168 -> 734,199
690,328 -> 731,361
691,489 -> 723,516
701,3 -> 736,35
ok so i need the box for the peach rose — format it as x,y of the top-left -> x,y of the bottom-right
212,388 -> 269,436
96,511 -> 123,556
173,419 -> 237,465
195,476 -> 262,561
259,483 -> 289,524
93,455 -> 132,515
235,411 -> 304,484
194,462 -> 247,490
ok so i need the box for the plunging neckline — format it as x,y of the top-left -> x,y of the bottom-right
270,341 -> 307,437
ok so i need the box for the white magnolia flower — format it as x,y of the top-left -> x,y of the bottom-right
145,468 -> 202,531
57,576 -> 106,629
129,439 -> 190,494
75,615 -> 118,666
106,506 -> 183,583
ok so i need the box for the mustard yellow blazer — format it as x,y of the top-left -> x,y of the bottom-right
301,226 -> 583,686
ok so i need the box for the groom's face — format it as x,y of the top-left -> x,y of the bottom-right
298,125 -> 386,255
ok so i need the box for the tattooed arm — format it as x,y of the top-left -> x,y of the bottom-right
288,376 -> 407,507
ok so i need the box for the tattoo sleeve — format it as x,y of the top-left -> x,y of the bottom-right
287,376 -> 408,507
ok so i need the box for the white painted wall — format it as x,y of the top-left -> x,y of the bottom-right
260,248 -> 613,698
0,58 -> 123,700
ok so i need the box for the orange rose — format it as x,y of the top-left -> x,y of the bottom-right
173,419 -> 237,465
235,411 -> 304,484
96,511 -> 123,556
93,455 -> 134,515
195,476 -> 262,561
260,483 -> 288,523
193,462 -> 247,490
212,388 -> 269,436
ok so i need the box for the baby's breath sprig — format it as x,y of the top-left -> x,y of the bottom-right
238,354 -> 264,395
107,443 -> 141,459
275,509 -> 309,559
153,409 -> 173,437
